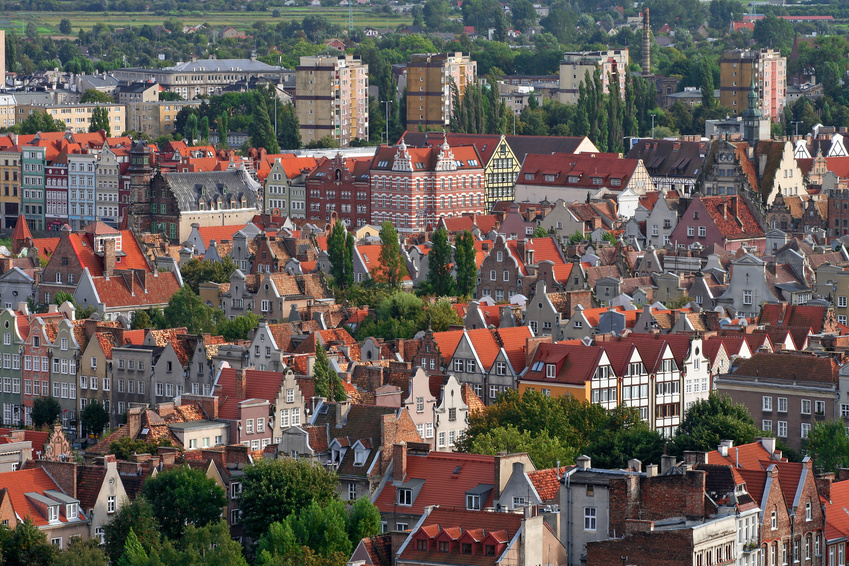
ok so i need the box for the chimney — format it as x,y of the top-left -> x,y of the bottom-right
759,437 -> 776,455
645,464 -> 658,478
628,458 -> 641,473
626,519 -> 654,534
17,302 -> 29,316
717,439 -> 733,458
48,304 -> 58,313
576,455 -> 591,470
103,238 -> 116,278
661,454 -> 677,475
817,472 -> 835,501
157,446 -> 179,466
235,369 -> 247,398
127,407 -> 143,439
335,400 -> 351,424
516,239 -> 527,264
393,442 -> 407,483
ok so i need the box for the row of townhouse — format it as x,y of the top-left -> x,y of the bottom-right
351,436 -> 834,566
519,333 -> 711,437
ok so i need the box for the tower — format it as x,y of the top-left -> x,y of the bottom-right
642,8 -> 651,76
127,139 -> 154,234
742,67 -> 762,146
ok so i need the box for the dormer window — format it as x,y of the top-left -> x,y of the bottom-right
48,505 -> 59,523
354,447 -> 368,466
66,503 -> 77,519
466,494 -> 480,510
398,488 -> 412,506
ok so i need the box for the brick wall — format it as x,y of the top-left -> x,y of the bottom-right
31,460 -> 78,497
587,529 -> 694,566
608,470 -> 708,538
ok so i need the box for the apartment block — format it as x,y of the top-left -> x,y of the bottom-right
296,55 -> 369,148
125,100 -> 202,138
719,48 -> 786,121
558,49 -> 629,104
406,52 -> 477,129
16,103 -> 126,135
0,148 -> 20,229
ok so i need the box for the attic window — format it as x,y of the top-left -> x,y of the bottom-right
524,173 -> 534,181
568,176 -> 580,183
415,163 -> 424,169
468,159 -> 479,166
531,361 -> 544,372
377,161 -> 389,168
453,466 -> 461,474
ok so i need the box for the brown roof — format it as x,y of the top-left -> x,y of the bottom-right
733,351 -> 839,383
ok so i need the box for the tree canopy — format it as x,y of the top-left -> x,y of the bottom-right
670,393 -> 763,456
141,466 -> 227,540
32,397 -> 62,429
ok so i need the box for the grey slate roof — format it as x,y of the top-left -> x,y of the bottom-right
166,59 -> 283,72
626,139 -> 708,180
161,169 -> 261,213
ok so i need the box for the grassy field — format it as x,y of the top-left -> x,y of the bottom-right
0,8 -> 412,35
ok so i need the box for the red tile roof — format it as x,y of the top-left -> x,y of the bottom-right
11,215 -> 32,242
758,304 -> 828,333
705,440 -> 783,470
824,479 -> 849,541
504,237 -> 566,276
518,153 -> 640,191
527,466 -> 572,502
374,452 -> 498,515
215,367 -> 287,420
195,224 -> 247,247
734,352 -> 839,384
91,270 -> 181,309
0,468 -> 85,526
371,144 -> 484,173
466,329 -> 500,370
761,459 -> 804,508
700,196 -> 764,240
523,343 -> 602,385
496,326 -> 532,373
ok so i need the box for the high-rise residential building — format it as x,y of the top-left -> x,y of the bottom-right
719,49 -> 786,121
558,49 -> 629,104
295,55 -> 368,148
15,103 -> 126,135
406,52 -> 477,130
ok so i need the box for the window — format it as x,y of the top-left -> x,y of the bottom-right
778,397 -> 787,412
231,483 -> 242,499
348,482 -> 357,501
448,408 -> 456,422
398,488 -> 412,506
762,420 -> 772,432
802,399 -> 811,414
286,388 -> 295,403
416,396 -> 424,412
743,290 -> 753,305
107,496 -> 116,513
698,226 -> 706,237
763,396 -> 772,411
51,538 -> 62,549
815,400 -> 826,415
687,226 -> 695,237
806,501 -> 812,521
778,421 -> 787,437
584,507 -> 597,531
438,432 -> 446,448
246,419 -> 254,434
802,423 -> 811,438
771,510 -> 777,530
466,494 -> 480,510
840,296 -> 848,308
513,496 -> 526,507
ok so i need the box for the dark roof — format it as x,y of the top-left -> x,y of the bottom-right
160,169 -> 261,213
626,139 -> 707,179
733,351 -> 839,384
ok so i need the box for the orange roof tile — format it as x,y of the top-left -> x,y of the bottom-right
0,468 -> 85,526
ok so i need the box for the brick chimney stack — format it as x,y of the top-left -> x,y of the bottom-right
235,369 -> 247,398
393,442 -> 407,483
103,238 -> 116,278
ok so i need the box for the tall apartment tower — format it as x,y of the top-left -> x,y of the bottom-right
296,55 -> 369,148
406,52 -> 477,130
719,49 -> 786,121
558,49 -> 629,104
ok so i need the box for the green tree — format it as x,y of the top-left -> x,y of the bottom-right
53,290 -> 75,305
709,0 -> 743,31
328,220 -> 354,289
160,91 -> 183,101
304,136 -> 339,149
585,420 -> 666,470
103,498 -> 161,564
116,529 -> 149,566
108,437 -> 172,461
278,103 -> 301,150
312,342 -> 346,401
806,420 -> 849,475
532,225 -> 548,238
80,89 -> 114,104
89,106 -> 110,133
0,517 -> 58,566
180,257 -> 238,294
753,14 -> 794,53
346,497 -> 381,545
426,299 -> 462,332
238,458 -> 339,540
423,0 -> 450,30
198,116 -> 210,143
700,58 -> 715,109
59,18 -> 72,34
377,221 -> 407,288
163,287 -> 219,334
18,111 -> 65,135
185,113 -> 198,145
454,230 -> 477,298
465,424 -> 577,469
426,226 -> 455,297
355,292 -> 426,341
80,399 -> 110,438
131,310 -> 153,329
216,312 -> 260,342
178,520 -> 248,566
141,466 -> 227,540
287,500 -> 351,558
255,521 -> 304,566
32,396 -> 61,428
56,536 -> 108,566
250,92 -> 279,153
216,112 -> 229,147
671,393 -> 762,456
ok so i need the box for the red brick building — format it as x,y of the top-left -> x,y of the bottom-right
304,154 -> 371,228
370,139 -> 485,234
